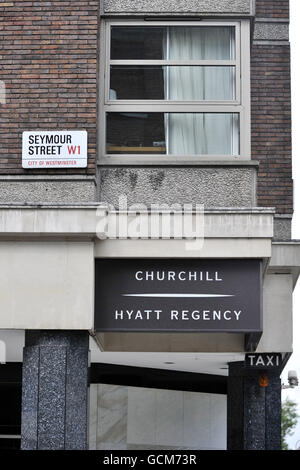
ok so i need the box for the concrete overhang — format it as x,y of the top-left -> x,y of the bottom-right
0,204 -> 274,265
0,204 -> 274,266
94,207 -> 274,261
0,205 -> 277,354
0,205 -> 274,250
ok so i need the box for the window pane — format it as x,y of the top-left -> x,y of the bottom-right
107,113 -> 166,154
110,66 -> 165,100
167,27 -> 235,60
111,26 -> 235,61
110,66 -> 236,101
107,113 -> 239,155
111,27 -> 165,60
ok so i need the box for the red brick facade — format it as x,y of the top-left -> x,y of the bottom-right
256,0 -> 289,18
252,0 -> 292,214
0,0 -> 98,175
251,44 -> 292,214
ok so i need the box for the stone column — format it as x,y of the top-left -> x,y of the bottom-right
21,330 -> 90,450
227,361 -> 282,450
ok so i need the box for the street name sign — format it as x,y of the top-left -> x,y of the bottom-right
94,259 -> 262,333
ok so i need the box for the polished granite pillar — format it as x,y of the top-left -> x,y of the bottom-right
227,361 -> 281,450
21,330 -> 89,450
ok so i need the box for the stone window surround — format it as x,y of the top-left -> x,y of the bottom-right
98,18 -> 251,165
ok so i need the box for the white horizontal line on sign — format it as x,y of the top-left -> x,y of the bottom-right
122,293 -> 235,298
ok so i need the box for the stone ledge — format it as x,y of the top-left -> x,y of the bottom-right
102,0 -> 255,16
98,160 -> 260,167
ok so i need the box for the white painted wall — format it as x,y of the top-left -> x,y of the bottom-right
257,273 -> 293,353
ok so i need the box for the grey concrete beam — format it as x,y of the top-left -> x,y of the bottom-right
0,205 -> 274,239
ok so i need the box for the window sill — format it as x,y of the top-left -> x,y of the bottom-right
98,157 -> 259,167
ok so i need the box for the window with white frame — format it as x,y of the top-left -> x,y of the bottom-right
100,20 -> 250,163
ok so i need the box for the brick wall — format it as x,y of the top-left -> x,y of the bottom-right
251,44 -> 292,214
0,0 -> 99,175
252,0 -> 292,214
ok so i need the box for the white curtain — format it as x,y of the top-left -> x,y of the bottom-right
164,27 -> 238,155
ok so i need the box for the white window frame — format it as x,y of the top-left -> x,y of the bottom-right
99,19 -> 251,165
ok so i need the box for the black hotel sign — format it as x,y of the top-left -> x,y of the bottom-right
94,259 -> 262,333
